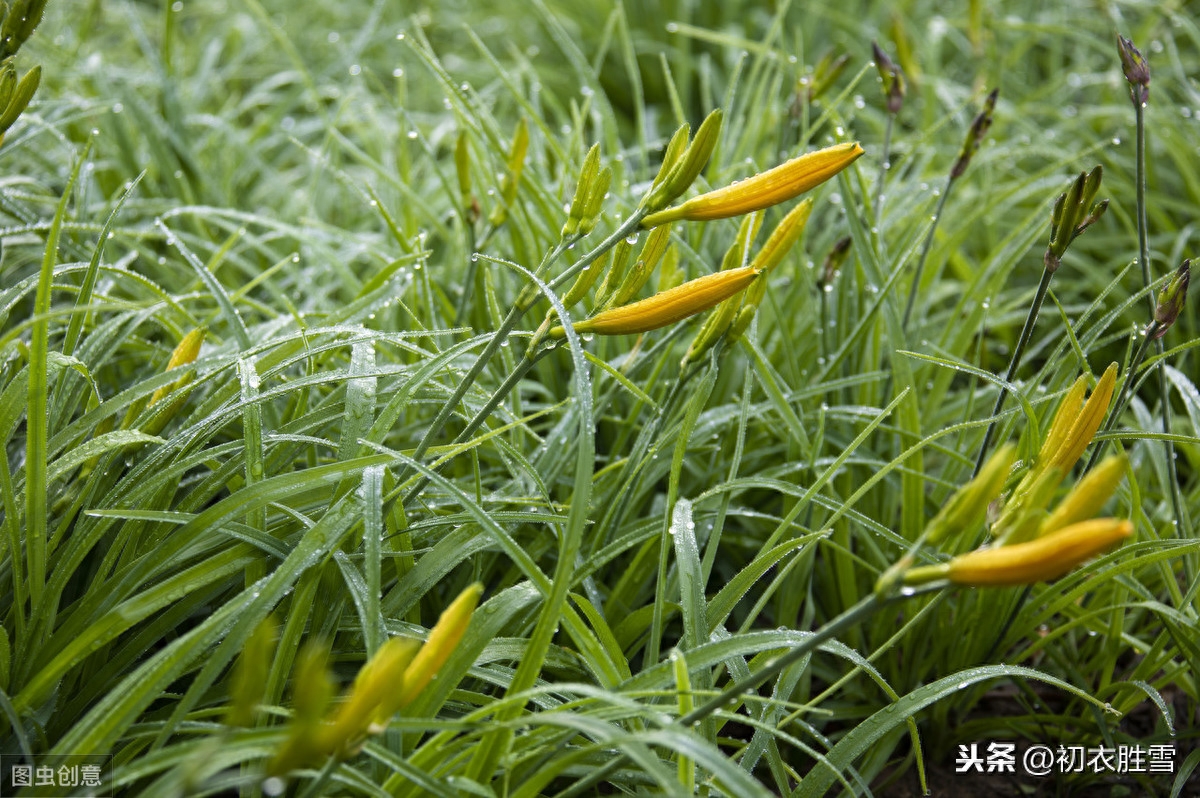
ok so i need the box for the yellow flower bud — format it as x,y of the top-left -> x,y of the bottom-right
749,199 -> 813,275
926,444 -> 1016,545
641,142 -> 863,227
549,266 -> 761,339
149,327 -> 205,406
1049,362 -> 1117,473
1036,374 -> 1088,469
1040,454 -> 1126,537
321,637 -> 420,753
390,583 -> 482,712
944,518 -> 1132,586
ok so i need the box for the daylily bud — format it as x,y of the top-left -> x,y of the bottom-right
725,275 -> 768,343
562,143 -> 601,237
1045,166 -> 1106,272
750,199 -> 813,275
950,89 -> 997,180
649,124 -> 691,195
391,583 -> 482,711
1040,454 -> 1127,537
926,444 -> 1016,545
1152,259 -> 1190,338
612,224 -> 673,306
818,236 -> 852,292
872,41 -> 905,114
488,118 -> 529,227
942,518 -> 1133,586
579,166 -> 613,235
0,63 -> 38,137
593,236 -> 636,309
1116,35 -> 1150,106
559,249 -> 611,311
1047,362 -> 1117,474
642,142 -> 863,227
645,109 -> 724,212
149,327 -> 205,406
803,51 -> 850,105
715,213 -> 764,276
322,636 -> 420,752
550,266 -> 761,339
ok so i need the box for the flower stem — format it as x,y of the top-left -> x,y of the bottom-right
1132,101 -> 1187,533
875,113 -> 894,224
403,213 -> 644,483
901,174 -> 955,335
972,265 -> 1055,476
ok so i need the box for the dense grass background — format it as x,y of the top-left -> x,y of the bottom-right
3,0 -> 1198,795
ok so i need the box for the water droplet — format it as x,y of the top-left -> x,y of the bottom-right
625,234 -> 639,245
327,31 -> 340,43
393,68 -> 404,78
396,32 -> 405,40
1111,137 -> 1122,145
349,64 -> 361,76
407,130 -> 418,140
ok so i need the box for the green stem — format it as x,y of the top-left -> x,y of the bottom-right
404,214 -> 643,481
901,174 -> 955,335
972,265 -> 1054,477
1133,102 -> 1187,533
875,113 -> 894,224
402,346 -> 551,506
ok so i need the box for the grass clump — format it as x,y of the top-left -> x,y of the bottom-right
2,0 -> 1197,796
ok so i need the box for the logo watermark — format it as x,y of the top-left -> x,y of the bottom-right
1,755 -> 113,797
955,741 -> 1176,778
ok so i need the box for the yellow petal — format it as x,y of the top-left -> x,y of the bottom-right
641,142 -> 863,227
1036,374 -> 1088,468
1050,362 -> 1117,472
389,583 -> 482,712
551,266 -> 761,338
946,518 -> 1132,586
149,327 -> 205,406
1040,454 -> 1127,536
